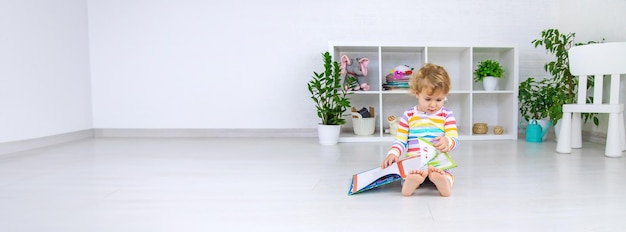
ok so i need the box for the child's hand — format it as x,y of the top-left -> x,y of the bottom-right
381,154 -> 398,169
434,136 -> 450,152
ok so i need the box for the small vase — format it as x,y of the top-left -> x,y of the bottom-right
482,76 -> 498,91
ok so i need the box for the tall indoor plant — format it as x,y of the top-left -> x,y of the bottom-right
532,28 -> 603,126
307,51 -> 354,145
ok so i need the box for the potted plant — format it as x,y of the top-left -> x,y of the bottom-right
532,29 -> 603,128
474,59 -> 504,91
518,77 -> 556,142
519,77 -> 551,122
307,51 -> 354,145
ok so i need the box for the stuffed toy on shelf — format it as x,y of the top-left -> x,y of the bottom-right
389,64 -> 414,80
340,55 -> 370,91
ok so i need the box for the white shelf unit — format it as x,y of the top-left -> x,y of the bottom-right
331,42 -> 518,142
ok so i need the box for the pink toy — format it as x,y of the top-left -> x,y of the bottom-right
391,65 -> 414,79
340,55 -> 370,91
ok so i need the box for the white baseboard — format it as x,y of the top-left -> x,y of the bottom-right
4,128 -> 605,156
518,128 -> 607,144
0,129 -> 94,156
1,128 -> 317,156
584,131 -> 607,144
93,128 -> 317,138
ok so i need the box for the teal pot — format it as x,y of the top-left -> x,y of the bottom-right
526,119 -> 552,143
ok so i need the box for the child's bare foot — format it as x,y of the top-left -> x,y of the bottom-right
428,166 -> 452,197
402,170 -> 428,196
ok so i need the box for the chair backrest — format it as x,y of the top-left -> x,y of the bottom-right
568,42 -> 626,105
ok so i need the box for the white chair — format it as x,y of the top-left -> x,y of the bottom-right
556,42 -> 626,158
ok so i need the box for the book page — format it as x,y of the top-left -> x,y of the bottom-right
350,156 -> 422,194
348,137 -> 456,195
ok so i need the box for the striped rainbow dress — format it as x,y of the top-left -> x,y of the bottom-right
388,106 -> 459,159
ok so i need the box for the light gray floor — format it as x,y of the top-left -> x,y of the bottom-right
0,138 -> 624,231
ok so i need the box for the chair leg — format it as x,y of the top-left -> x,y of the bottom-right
605,113 -> 624,158
557,112 -> 572,154
617,112 -> 626,151
571,113 -> 582,149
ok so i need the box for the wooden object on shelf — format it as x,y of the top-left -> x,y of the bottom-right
494,126 -> 504,135
473,123 -> 488,134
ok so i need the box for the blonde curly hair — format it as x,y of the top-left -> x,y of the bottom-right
409,63 -> 451,95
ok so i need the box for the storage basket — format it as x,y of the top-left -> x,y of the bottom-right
472,123 -> 488,134
493,126 -> 504,135
351,112 -> 376,135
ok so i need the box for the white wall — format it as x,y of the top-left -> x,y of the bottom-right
87,0 -> 560,129
558,0 -> 626,43
557,0 -> 626,133
2,0 -> 625,143
0,0 -> 92,143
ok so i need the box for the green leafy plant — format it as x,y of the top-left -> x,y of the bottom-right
532,28 -> 604,126
307,51 -> 354,125
518,77 -> 556,122
473,59 -> 504,82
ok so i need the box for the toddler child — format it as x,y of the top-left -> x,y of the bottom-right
380,63 -> 459,197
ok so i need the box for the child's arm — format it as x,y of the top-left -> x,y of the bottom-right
381,112 -> 410,168
433,108 -> 459,152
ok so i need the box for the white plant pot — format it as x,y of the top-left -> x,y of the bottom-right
317,124 -> 341,145
482,76 -> 498,91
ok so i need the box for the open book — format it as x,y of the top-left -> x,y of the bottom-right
347,137 -> 457,195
